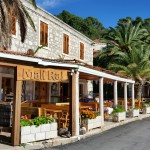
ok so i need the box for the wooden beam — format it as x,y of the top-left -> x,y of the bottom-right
11,67 -> 22,146
0,62 -> 17,67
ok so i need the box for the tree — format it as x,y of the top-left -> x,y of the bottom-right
0,0 -> 37,49
108,44 -> 150,100
96,20 -> 150,100
56,10 -> 108,40
105,20 -> 149,52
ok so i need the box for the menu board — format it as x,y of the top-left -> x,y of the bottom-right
0,102 -> 13,127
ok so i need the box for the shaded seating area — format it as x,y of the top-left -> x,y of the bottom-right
21,102 -> 70,129
21,100 -> 102,130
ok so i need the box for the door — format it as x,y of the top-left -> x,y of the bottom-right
35,82 -> 47,102
60,83 -> 69,102
1,77 -> 13,101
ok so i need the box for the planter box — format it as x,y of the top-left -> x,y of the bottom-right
81,116 -> 101,131
142,107 -> 150,114
21,122 -> 57,144
113,112 -> 126,122
129,109 -> 139,117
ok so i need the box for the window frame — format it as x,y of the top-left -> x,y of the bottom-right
39,19 -> 49,48
80,42 -> 84,60
63,33 -> 69,55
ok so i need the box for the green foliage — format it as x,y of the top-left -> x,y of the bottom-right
20,143 -> 27,148
20,118 -> 33,127
95,19 -> 150,100
32,116 -> 55,126
143,103 -> 150,107
56,10 -> 108,40
111,105 -> 125,115
0,0 -> 37,49
34,44 -> 46,55
20,116 -> 55,127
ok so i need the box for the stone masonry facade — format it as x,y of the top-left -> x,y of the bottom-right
11,0 -> 94,65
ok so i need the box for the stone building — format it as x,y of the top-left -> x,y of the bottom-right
0,0 -> 135,146
11,0 -> 93,65
7,0 -> 97,101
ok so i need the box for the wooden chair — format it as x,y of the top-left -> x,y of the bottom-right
134,99 -> 141,108
21,107 -> 44,119
59,111 -> 69,128
118,100 -> 124,107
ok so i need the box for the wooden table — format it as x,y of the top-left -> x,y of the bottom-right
80,106 -> 91,110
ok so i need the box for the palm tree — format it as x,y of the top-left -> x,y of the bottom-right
108,44 -> 150,100
96,20 -> 150,100
0,0 -> 37,49
105,20 -> 149,52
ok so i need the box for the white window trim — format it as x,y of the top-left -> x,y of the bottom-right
39,18 -> 49,49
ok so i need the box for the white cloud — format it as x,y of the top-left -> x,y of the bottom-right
36,0 -> 63,8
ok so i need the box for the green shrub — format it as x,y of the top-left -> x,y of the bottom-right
20,116 -> 55,127
111,105 -> 125,116
143,103 -> 150,107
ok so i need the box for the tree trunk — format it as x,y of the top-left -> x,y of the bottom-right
136,84 -> 142,101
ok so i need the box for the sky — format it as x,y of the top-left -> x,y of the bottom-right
36,0 -> 150,28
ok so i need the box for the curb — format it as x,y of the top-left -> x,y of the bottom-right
1,114 -> 150,150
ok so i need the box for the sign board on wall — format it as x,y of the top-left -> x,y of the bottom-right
17,66 -> 68,82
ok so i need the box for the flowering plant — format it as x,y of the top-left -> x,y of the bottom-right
20,115 -> 55,127
81,110 -> 99,119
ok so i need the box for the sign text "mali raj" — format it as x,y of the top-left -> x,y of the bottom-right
17,66 -> 68,82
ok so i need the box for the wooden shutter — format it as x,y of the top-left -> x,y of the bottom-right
40,21 -> 48,46
63,34 -> 69,54
45,25 -> 48,46
80,42 -> 84,60
11,15 -> 16,35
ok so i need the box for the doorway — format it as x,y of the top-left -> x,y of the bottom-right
35,82 -> 48,102
1,77 -> 14,102
60,83 -> 69,102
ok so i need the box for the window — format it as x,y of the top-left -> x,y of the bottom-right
63,34 -> 69,54
40,21 -> 48,46
80,42 -> 84,60
79,84 -> 84,98
11,15 -> 16,35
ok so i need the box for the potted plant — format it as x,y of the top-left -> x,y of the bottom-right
81,110 -> 101,131
20,116 -> 57,144
142,103 -> 150,114
128,108 -> 139,117
111,105 -> 126,122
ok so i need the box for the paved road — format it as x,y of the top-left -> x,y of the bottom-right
44,117 -> 150,150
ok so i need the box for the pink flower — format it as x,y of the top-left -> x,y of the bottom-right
21,115 -> 25,119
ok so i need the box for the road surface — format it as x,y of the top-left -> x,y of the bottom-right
44,117 -> 150,150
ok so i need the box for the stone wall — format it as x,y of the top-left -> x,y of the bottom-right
11,0 -> 93,65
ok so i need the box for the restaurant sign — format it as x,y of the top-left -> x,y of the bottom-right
17,66 -> 68,82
